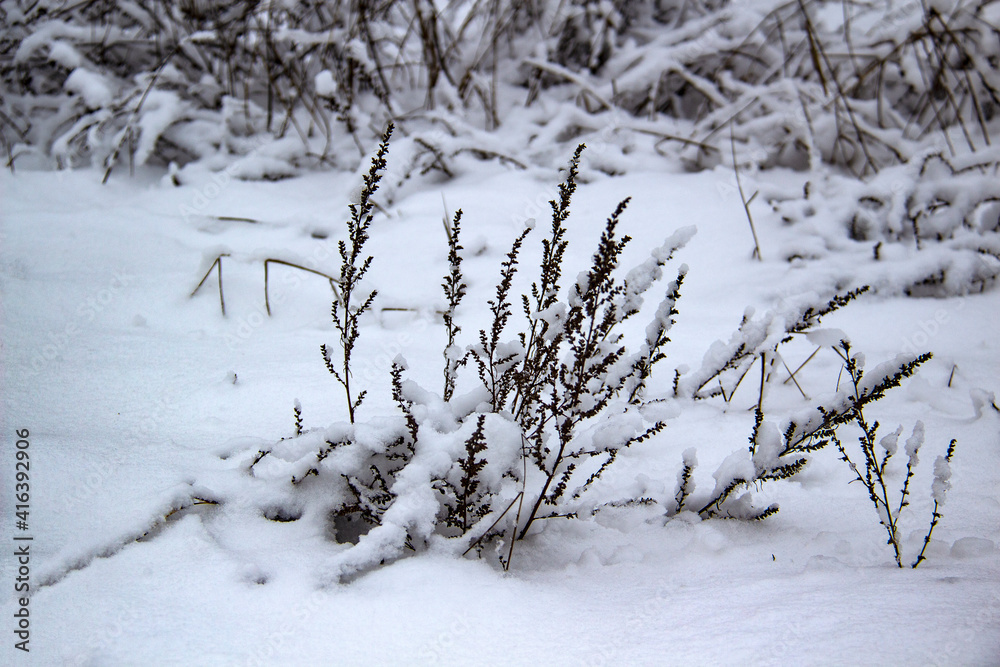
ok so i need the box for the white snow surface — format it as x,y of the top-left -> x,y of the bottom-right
1,158 -> 999,665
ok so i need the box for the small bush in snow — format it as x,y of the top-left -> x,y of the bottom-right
767,151 -> 1000,296
665,287 -> 947,523
672,323 -> 963,567
242,142 -> 695,578
209,140 -> 946,581
819,340 -> 958,568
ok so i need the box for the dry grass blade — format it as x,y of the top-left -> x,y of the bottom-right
730,125 -> 762,261
264,259 -> 341,316
190,254 -> 229,316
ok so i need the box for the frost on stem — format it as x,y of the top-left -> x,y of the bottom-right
931,452 -> 953,505
904,420 -> 924,468
623,229 -> 694,404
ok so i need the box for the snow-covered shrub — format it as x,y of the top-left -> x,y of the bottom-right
767,150 -> 1000,295
0,0 -> 454,175
677,326 -> 962,567
674,286 -> 871,401
551,0 -> 634,74
521,0 -> 999,174
185,139 -> 946,581
818,341 -> 958,568
3,0 -> 995,180
0,0 -> 553,176
458,144 -> 693,549
201,142 -> 697,579
664,286 -> 950,523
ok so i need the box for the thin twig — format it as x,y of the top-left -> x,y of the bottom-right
505,435 -> 530,571
461,492 -> 521,557
783,346 -> 821,386
215,215 -> 260,224
730,123 -> 762,261
103,46 -> 178,184
757,351 -> 768,414
778,354 -> 810,400
522,58 -> 614,111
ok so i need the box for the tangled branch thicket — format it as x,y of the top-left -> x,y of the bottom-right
2,0 -> 996,179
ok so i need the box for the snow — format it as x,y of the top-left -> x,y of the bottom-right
13,20 -> 129,64
2,148 -> 999,663
970,388 -> 997,420
905,420 -> 925,466
932,455 -> 953,505
620,225 -> 695,314
46,41 -> 83,70
751,421 -> 784,472
314,71 -> 338,98
804,327 -> 848,348
708,450 -> 756,501
63,68 -> 114,110
134,90 -> 186,166
879,425 -> 904,457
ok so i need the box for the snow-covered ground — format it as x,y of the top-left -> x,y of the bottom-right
2,156 -> 999,665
